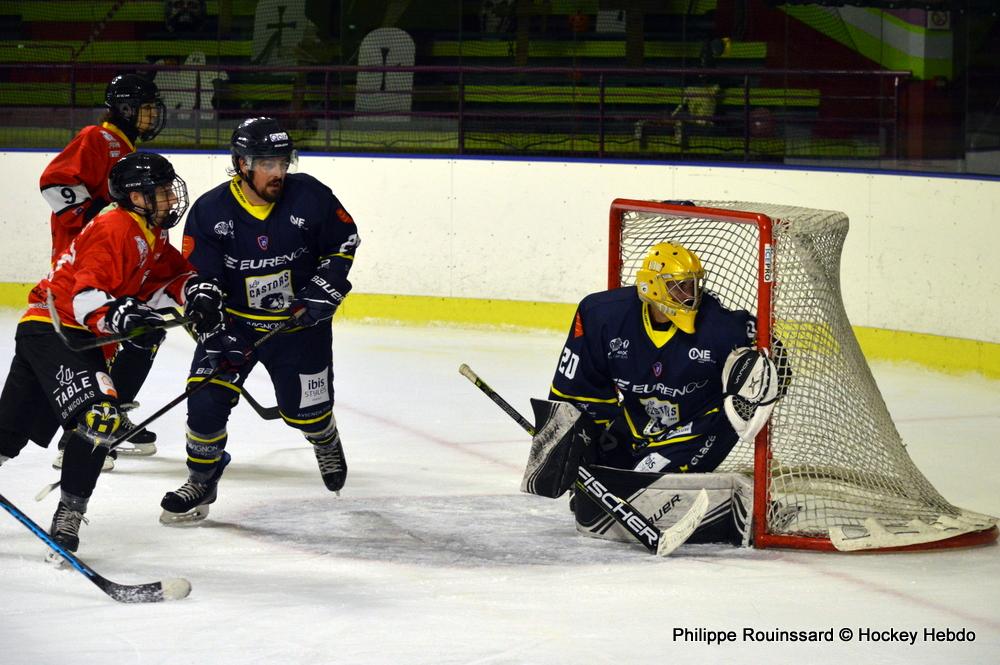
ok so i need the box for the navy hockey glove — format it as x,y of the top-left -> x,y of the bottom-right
202,329 -> 249,371
103,296 -> 165,349
291,273 -> 351,327
184,276 -> 226,337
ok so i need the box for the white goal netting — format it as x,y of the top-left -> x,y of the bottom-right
613,200 -> 996,550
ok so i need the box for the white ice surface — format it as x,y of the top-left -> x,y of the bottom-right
0,312 -> 998,665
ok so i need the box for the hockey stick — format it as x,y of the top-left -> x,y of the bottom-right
36,310 -> 305,501
458,363 -> 708,556
46,290 -> 190,351
162,302 -> 283,422
50,291 -> 281,427
458,364 -> 535,432
0,492 -> 190,603
239,387 -> 281,421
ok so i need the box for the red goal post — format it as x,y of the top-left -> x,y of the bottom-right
608,198 -> 997,552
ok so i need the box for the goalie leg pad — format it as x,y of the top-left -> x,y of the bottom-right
520,399 -> 597,498
574,465 -> 754,547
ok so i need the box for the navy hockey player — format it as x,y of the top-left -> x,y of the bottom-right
521,242 -> 784,549
549,241 -> 778,472
159,117 -> 359,524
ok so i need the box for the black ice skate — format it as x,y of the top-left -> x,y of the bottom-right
159,452 -> 230,525
313,434 -> 347,494
115,403 -> 157,456
46,501 -> 88,565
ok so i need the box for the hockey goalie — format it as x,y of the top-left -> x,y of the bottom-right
523,242 -> 786,550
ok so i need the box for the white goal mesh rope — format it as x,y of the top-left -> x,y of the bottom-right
616,200 -> 989,541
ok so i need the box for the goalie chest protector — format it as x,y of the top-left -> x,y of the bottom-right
552,288 -> 754,444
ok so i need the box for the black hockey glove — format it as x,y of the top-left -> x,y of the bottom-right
103,296 -> 165,349
290,271 -> 351,327
184,276 -> 226,337
202,329 -> 249,371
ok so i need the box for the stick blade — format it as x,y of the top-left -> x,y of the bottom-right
35,481 -> 59,502
98,577 -> 192,603
656,488 -> 709,557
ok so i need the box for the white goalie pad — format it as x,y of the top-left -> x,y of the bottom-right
574,467 -> 754,548
829,510 -> 998,552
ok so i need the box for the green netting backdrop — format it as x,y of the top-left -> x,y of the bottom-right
0,1 -> 995,167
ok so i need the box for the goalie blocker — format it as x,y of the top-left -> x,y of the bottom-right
520,399 -> 596,498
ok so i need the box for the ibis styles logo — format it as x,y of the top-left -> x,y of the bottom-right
299,369 -> 329,408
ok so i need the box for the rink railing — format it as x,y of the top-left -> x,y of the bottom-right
0,62 -> 909,164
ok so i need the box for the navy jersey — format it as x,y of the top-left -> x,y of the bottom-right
181,173 -> 359,327
550,287 -> 755,451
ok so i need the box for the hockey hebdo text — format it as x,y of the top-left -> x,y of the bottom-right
671,626 -> 976,645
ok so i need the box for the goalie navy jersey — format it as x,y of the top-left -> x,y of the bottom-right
181,173 -> 359,328
550,287 -> 755,450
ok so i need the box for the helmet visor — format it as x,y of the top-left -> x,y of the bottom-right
246,151 -> 298,175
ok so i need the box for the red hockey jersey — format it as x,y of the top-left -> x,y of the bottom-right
22,207 -> 195,336
39,122 -> 135,263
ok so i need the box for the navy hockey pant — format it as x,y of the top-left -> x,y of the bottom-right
184,320 -> 335,477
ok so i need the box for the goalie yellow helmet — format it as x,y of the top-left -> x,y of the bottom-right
635,242 -> 705,334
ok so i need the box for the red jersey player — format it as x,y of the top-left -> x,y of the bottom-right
40,73 -> 165,262
39,73 -> 168,463
0,152 -> 197,558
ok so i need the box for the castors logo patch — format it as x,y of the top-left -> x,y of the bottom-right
245,270 -> 292,311
641,396 -> 680,437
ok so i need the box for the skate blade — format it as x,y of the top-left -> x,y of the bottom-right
53,456 -> 114,471
45,549 -> 71,568
116,443 -> 157,457
159,505 -> 210,526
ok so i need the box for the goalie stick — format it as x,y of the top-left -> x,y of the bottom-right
0,492 -> 190,603
458,364 -> 534,433
36,309 -> 305,501
458,363 -> 708,556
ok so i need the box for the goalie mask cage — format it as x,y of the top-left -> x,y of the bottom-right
609,199 -> 998,552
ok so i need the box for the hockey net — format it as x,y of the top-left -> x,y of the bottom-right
609,199 -> 997,551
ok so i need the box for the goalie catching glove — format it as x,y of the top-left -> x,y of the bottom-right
103,296 -> 165,349
722,347 -> 780,441
290,257 -> 352,327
